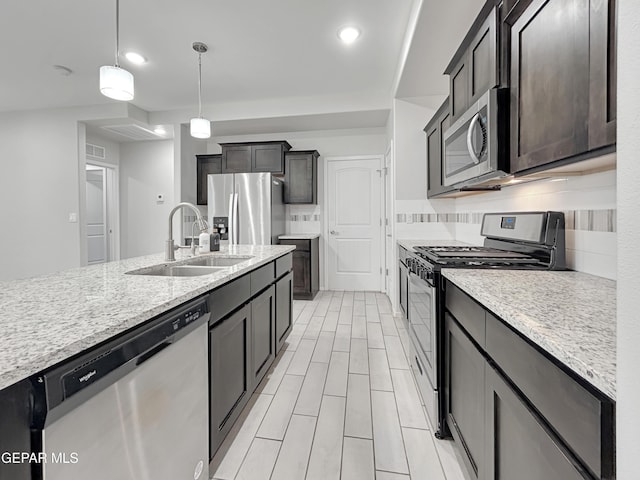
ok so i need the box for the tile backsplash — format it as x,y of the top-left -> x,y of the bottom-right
395,169 -> 617,279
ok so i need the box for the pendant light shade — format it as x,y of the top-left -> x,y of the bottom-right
190,42 -> 211,139
100,65 -> 134,101
190,117 -> 211,139
100,0 -> 134,101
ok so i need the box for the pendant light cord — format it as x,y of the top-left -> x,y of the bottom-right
197,53 -> 203,118
115,0 -> 120,67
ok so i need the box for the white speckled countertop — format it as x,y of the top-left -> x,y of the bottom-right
397,239 -> 472,251
279,234 -> 320,240
442,269 -> 616,400
0,244 -> 294,391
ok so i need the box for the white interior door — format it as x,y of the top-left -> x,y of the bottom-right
86,166 -> 107,265
326,157 -> 383,291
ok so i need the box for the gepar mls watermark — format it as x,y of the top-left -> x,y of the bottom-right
1,452 -> 79,464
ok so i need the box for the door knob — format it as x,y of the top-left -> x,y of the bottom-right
330,230 -> 339,235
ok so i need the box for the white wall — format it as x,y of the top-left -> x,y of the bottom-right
617,0 -> 640,476
0,110 -> 82,280
119,140 -> 175,258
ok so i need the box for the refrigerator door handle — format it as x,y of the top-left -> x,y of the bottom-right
233,193 -> 239,244
228,193 -> 235,245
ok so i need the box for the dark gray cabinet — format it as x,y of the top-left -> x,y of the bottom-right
220,141 -> 292,174
445,2 -> 499,124
275,271 -> 293,353
444,313 -> 485,479
209,304 -> 251,458
284,150 -> 319,204
444,281 -> 615,480
0,379 -> 34,480
484,366 -> 585,480
425,98 -> 455,198
250,285 -> 276,388
196,154 -> 222,205
589,0 -> 617,150
280,238 -> 319,300
507,0 -> 617,174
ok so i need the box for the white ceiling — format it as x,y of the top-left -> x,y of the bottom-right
396,0 -> 485,101
0,0 -> 415,114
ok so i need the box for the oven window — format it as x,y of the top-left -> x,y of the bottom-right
408,276 -> 436,377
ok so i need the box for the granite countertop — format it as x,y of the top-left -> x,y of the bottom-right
442,269 -> 616,400
397,239 -> 472,251
0,244 -> 294,391
279,234 -> 320,240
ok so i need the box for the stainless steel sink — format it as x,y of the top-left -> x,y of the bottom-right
183,256 -> 254,267
126,265 -> 228,277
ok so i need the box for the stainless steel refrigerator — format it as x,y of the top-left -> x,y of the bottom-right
207,172 -> 285,245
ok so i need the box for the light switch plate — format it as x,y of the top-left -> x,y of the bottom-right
68,212 -> 77,223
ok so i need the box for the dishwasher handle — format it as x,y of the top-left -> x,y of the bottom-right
35,299 -> 210,427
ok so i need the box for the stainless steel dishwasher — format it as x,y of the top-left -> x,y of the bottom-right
34,297 -> 210,480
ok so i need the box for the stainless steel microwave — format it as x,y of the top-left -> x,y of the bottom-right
442,88 -> 509,187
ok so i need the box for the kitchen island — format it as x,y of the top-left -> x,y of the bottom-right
0,244 -> 294,480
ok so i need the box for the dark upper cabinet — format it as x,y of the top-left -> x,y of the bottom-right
507,0 -> 616,173
589,0 -> 617,149
484,366 -> 585,480
425,98 -> 455,198
284,150 -> 319,204
196,154 -> 222,205
508,0 -> 591,173
445,3 -> 500,124
220,141 -> 291,174
221,144 -> 252,173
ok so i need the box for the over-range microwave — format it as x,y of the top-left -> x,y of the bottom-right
442,88 -> 509,188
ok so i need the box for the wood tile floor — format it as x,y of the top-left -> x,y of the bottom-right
210,291 -> 467,480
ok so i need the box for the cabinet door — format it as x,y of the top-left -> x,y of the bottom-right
222,145 -> 252,173
589,0 -> 617,149
450,60 -> 469,124
285,153 -> 317,204
485,366 -> 586,480
509,0 -> 590,173
251,285 -> 276,388
252,144 -> 284,174
399,262 -> 408,319
209,304 -> 251,458
196,154 -> 222,205
426,121 -> 442,197
468,6 -> 498,105
275,271 -> 293,353
292,251 -> 311,297
445,314 -> 485,479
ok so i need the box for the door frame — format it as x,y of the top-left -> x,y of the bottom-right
323,155 -> 385,292
383,141 -> 395,301
84,159 -> 120,264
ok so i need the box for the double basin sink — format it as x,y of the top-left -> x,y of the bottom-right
126,255 -> 254,277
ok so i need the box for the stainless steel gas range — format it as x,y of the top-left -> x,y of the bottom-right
403,211 -> 566,437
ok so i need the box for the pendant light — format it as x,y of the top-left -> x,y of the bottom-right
100,0 -> 134,101
190,42 -> 211,139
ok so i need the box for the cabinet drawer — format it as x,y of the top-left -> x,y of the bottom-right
208,275 -> 251,324
275,253 -> 292,278
280,239 -> 310,252
485,313 -> 612,478
445,284 -> 486,348
251,262 -> 275,296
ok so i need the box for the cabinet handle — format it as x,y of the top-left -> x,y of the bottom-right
330,230 -> 339,235
415,356 -> 423,375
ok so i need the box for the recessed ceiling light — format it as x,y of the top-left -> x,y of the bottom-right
124,51 -> 147,65
154,127 -> 167,136
338,26 -> 361,44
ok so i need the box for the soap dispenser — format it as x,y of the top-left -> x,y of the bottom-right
198,230 -> 210,254
210,229 -> 220,251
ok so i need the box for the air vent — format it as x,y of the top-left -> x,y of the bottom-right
86,143 -> 106,159
100,124 -> 163,141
